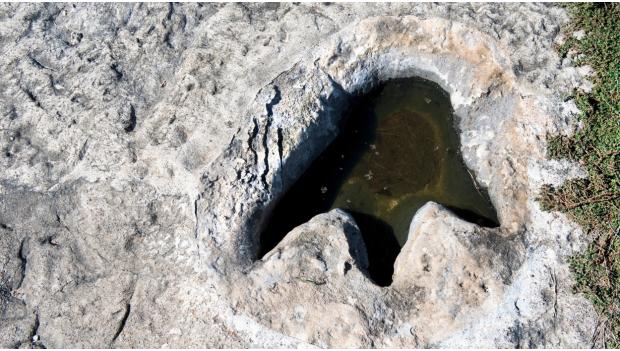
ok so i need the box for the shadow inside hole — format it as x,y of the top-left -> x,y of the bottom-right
259,77 -> 499,287
347,211 -> 401,286
445,206 -> 501,228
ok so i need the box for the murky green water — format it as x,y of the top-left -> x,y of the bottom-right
260,77 -> 498,285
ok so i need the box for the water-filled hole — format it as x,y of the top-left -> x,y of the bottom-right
260,77 -> 499,286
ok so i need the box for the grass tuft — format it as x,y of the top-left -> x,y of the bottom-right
540,3 -> 620,347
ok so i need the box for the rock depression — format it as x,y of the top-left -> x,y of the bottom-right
0,3 -> 599,348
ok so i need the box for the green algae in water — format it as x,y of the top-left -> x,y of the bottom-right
260,77 -> 499,285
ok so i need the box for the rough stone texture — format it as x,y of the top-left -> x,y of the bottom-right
0,3 -> 600,348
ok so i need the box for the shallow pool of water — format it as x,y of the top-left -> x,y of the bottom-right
260,77 -> 498,284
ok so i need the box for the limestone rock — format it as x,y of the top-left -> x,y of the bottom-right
238,210 -> 376,348
0,3 -> 600,348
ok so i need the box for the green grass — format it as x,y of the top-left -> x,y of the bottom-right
540,3 -> 620,347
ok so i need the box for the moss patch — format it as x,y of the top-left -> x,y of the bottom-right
540,3 -> 620,347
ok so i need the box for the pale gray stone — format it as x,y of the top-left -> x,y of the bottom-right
0,3 -> 599,348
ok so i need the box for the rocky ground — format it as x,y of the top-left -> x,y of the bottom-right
0,3 -> 600,348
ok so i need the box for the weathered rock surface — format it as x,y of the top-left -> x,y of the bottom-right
0,3 -> 600,348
